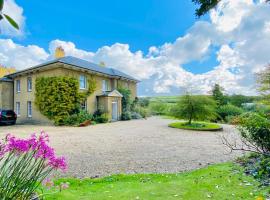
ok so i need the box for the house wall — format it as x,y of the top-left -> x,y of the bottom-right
117,80 -> 137,100
0,81 -> 14,110
13,64 -> 136,124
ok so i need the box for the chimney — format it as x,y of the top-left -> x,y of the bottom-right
54,46 -> 65,58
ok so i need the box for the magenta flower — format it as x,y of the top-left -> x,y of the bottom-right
48,156 -> 67,171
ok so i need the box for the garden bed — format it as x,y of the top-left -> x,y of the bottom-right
169,121 -> 223,131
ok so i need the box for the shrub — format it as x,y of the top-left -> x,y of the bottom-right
134,106 -> 149,118
131,112 -> 142,119
238,112 -> 270,154
121,111 -> 132,120
149,102 -> 168,115
0,132 -> 67,200
35,76 -> 96,125
93,109 -> 109,123
62,110 -> 93,126
217,104 -> 244,122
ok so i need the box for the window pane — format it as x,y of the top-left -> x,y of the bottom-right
27,101 -> 32,117
80,75 -> 86,89
27,78 -> 32,91
16,80 -> 20,92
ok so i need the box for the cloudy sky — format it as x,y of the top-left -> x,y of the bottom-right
0,0 -> 269,96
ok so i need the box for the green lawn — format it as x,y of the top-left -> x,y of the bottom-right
169,121 -> 222,131
43,163 -> 268,200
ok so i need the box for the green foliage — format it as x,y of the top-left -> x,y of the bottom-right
62,110 -> 93,126
211,83 -> 226,106
149,101 -> 169,115
137,97 -> 150,107
226,95 -> 258,107
217,104 -> 244,122
35,76 -> 96,125
257,65 -> 270,105
93,109 -> 109,123
44,163 -> 268,200
121,111 -> 132,120
169,121 -> 222,131
118,88 -> 132,112
192,0 -> 220,17
130,112 -> 142,119
171,94 -> 217,124
238,154 -> 270,186
238,112 -> 270,154
0,0 -> 19,30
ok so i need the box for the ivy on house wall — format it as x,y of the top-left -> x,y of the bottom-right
35,76 -> 96,125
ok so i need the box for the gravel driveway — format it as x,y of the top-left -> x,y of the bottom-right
0,117 -> 242,178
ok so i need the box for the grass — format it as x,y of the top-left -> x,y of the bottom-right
43,163 -> 268,200
169,121 -> 222,131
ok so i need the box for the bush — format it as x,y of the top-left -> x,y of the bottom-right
217,104 -> 244,122
0,132 -> 67,199
149,102 -> 168,115
121,111 -> 132,120
134,106 -> 149,118
93,109 -> 109,123
35,76 -> 96,125
62,110 -> 93,126
238,112 -> 270,154
131,112 -> 142,119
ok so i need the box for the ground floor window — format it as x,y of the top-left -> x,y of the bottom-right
81,100 -> 87,111
16,102 -> 20,116
27,101 -> 32,117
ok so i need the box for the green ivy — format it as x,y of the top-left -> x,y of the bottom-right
35,76 -> 96,125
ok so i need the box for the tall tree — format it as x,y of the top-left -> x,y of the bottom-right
192,0 -> 270,17
0,0 -> 19,30
172,94 -> 217,124
257,64 -> 270,104
211,83 -> 226,106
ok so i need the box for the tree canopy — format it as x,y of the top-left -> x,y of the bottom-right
192,0 -> 270,17
211,83 -> 226,106
172,94 -> 217,124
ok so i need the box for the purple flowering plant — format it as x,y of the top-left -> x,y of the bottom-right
0,131 -> 67,200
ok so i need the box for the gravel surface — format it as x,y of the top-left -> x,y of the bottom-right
0,117 -> 242,178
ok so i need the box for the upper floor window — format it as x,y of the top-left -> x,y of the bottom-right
27,77 -> 32,92
16,80 -> 20,93
102,80 -> 109,92
80,75 -> 86,89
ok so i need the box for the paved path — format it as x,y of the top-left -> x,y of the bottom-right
0,117 -> 242,178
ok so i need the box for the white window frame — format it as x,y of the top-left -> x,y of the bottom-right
16,102 -> 20,116
16,80 -> 21,93
27,77 -> 32,92
102,80 -> 109,92
81,100 -> 87,111
27,101 -> 32,118
79,75 -> 87,89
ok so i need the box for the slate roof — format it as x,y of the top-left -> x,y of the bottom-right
6,56 -> 139,82
0,77 -> 13,82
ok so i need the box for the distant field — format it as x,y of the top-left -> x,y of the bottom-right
148,96 -> 180,104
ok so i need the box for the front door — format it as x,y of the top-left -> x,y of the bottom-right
112,101 -> 118,121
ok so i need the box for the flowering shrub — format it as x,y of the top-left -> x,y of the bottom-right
0,131 -> 67,200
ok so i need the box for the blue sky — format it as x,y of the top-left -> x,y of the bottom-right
15,0 -> 198,52
0,0 -> 270,96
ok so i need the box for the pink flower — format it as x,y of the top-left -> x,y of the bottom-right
42,178 -> 54,189
48,156 -> 67,172
60,182 -> 70,190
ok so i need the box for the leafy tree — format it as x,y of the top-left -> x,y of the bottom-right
0,0 -> 19,30
211,83 -> 226,106
217,104 -> 244,122
172,94 -> 217,124
257,64 -> 270,105
118,87 -> 132,120
226,95 -> 257,107
192,0 -> 270,17
0,65 -> 15,77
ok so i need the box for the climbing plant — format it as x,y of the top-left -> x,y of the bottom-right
35,76 -> 96,125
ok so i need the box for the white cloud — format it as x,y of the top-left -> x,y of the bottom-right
0,0 -> 270,96
0,0 -> 25,36
0,39 -> 48,69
